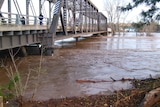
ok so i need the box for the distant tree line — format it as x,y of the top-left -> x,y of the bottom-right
131,21 -> 160,32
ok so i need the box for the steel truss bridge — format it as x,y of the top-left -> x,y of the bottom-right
0,0 -> 107,55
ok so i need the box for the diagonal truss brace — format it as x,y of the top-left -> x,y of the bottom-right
43,0 -> 62,55
0,0 -> 4,10
60,10 -> 68,35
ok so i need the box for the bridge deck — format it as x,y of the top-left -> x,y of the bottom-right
0,25 -> 107,51
0,25 -> 47,32
0,0 -> 108,53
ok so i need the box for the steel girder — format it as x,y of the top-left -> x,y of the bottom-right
0,0 -> 107,53
0,0 -> 5,10
59,0 -> 100,33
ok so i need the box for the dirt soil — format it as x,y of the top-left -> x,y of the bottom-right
4,78 -> 160,107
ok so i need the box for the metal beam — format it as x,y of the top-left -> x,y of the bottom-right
98,12 -> 100,31
63,0 -> 67,27
49,1 -> 52,24
60,10 -> 67,35
0,0 -> 108,52
44,0 -> 62,55
85,0 -> 88,32
39,0 -> 42,14
73,0 -> 76,34
48,0 -> 62,35
47,0 -> 56,3
8,0 -> 11,23
26,0 -> 30,24
89,3 -> 91,32
0,0 -> 4,10
80,0 -> 83,33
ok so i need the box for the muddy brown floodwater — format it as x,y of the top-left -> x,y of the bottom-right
1,32 -> 160,101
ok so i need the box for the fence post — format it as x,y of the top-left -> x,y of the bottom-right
0,96 -> 3,107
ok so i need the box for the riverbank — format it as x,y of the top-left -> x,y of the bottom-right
4,77 -> 160,107
2,33 -> 160,106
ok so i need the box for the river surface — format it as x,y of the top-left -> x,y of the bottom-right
1,32 -> 160,101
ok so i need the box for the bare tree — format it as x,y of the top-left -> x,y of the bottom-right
103,0 -> 129,35
142,21 -> 158,36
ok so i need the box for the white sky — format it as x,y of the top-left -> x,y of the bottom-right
91,0 -> 147,23
1,0 -> 146,23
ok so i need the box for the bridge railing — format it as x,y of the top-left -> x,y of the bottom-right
0,12 -> 49,26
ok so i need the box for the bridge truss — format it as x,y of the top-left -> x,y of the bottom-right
0,0 -> 107,55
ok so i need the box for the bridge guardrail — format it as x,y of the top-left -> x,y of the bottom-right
0,12 -> 49,26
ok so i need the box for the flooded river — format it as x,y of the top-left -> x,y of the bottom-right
1,32 -> 160,101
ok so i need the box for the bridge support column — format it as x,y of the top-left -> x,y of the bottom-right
43,0 -> 62,56
45,48 -> 53,56
21,46 -> 28,56
42,35 -> 54,56
75,37 -> 78,42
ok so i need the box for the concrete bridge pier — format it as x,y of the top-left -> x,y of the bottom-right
75,37 -> 79,42
21,46 -> 28,56
45,48 -> 54,56
42,35 -> 54,56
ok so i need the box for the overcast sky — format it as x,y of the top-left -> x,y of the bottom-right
1,0 -> 145,23
91,0 -> 146,23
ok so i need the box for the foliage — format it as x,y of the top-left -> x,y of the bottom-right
0,48 -> 31,101
121,0 -> 160,23
0,48 -> 44,103
132,20 -> 159,33
8,74 -> 19,90
0,74 -> 19,100
132,21 -> 145,31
